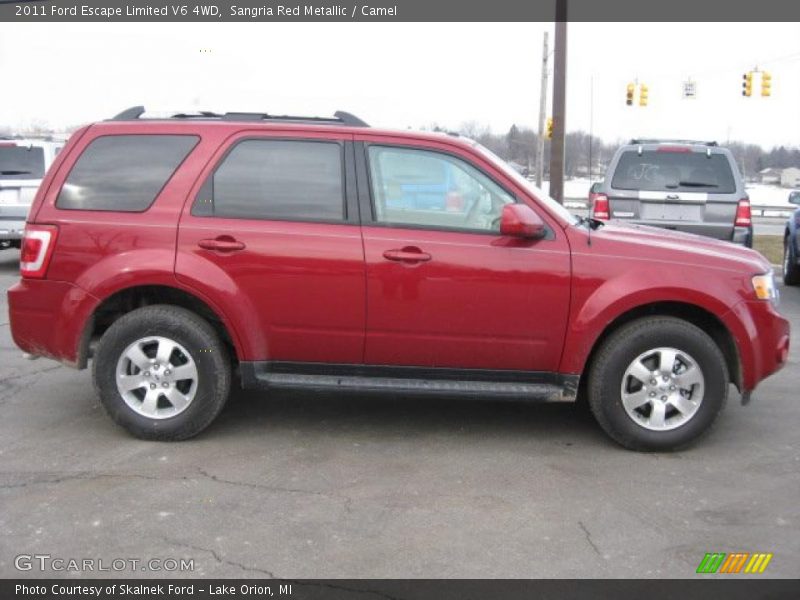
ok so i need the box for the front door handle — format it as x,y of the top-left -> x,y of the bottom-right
197,237 -> 246,252
382,247 -> 432,263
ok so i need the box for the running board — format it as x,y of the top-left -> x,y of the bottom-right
240,362 -> 578,402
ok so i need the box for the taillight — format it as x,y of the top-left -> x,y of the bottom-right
20,225 -> 58,279
591,193 -> 610,220
734,199 -> 752,227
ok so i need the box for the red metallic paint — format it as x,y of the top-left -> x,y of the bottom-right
360,225 -> 571,370
174,129 -> 365,363
7,119 -> 790,396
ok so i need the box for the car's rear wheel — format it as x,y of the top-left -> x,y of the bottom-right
588,317 -> 728,451
783,235 -> 800,286
93,305 -> 230,440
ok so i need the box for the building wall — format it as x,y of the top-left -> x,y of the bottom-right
780,168 -> 800,188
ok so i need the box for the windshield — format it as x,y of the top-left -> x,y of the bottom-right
0,145 -> 46,180
472,142 -> 579,226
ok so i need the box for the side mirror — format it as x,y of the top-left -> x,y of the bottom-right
499,204 -> 546,239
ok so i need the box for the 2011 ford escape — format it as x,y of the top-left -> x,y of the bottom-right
7,107 -> 790,450
590,140 -> 754,246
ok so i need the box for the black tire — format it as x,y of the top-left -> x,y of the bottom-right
588,317 -> 728,452
92,305 -> 230,441
783,235 -> 800,286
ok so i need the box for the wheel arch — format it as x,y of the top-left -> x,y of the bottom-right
78,284 -> 243,369
580,301 -> 742,394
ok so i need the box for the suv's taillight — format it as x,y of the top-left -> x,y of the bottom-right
734,198 -> 752,227
20,224 -> 58,279
591,193 -> 610,220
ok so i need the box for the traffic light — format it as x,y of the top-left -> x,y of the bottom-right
626,83 -> 635,106
761,71 -> 772,96
546,117 -> 553,140
639,83 -> 649,107
742,71 -> 753,97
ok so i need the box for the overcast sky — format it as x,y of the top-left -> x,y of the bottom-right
2,22 -> 800,147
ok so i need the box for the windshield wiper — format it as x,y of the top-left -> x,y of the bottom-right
676,181 -> 719,188
0,170 -> 33,175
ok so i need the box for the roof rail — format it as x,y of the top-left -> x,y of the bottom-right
111,106 -> 146,120
333,111 -> 369,127
109,106 -> 369,127
629,138 -> 718,147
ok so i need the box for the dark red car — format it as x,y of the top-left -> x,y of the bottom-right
7,107 -> 790,450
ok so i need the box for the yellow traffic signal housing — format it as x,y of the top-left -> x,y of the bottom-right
639,83 -> 649,107
761,71 -> 772,96
742,72 -> 753,97
626,83 -> 635,106
546,117 -> 554,140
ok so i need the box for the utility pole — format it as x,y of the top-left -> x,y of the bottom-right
588,75 -> 594,182
535,31 -> 549,188
549,0 -> 567,203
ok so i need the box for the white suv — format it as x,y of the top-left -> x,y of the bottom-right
0,138 -> 63,249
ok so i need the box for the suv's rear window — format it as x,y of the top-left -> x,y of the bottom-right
195,139 -> 344,222
0,145 -> 45,180
57,135 -> 198,212
611,150 -> 736,194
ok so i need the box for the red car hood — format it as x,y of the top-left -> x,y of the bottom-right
585,220 -> 771,274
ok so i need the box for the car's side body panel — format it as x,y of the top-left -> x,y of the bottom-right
6,120 -> 790,403
353,133 -> 572,371
560,223 -> 788,391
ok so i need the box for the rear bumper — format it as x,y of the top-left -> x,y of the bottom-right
723,300 -> 790,392
7,279 -> 98,368
0,217 -> 26,240
625,220 -> 752,246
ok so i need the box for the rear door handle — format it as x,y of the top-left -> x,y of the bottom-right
382,247 -> 432,263
198,237 -> 246,252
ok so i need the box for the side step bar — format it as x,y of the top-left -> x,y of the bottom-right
240,362 -> 579,402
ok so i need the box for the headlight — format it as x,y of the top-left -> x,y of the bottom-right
752,272 -> 779,304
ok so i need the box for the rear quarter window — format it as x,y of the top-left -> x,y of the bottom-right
56,135 -> 199,212
610,150 -> 736,194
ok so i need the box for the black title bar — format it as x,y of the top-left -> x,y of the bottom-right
4,579 -> 800,600
3,0 -> 800,22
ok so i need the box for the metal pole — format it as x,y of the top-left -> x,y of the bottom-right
535,31 -> 549,188
589,75 -> 594,182
549,1 -> 567,203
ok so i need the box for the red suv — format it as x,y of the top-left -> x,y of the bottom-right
7,107 -> 790,450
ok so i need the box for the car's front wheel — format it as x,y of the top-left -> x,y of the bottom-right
92,305 -> 231,440
588,317 -> 728,451
784,234 -> 800,286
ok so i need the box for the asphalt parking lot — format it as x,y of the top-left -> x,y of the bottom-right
0,247 -> 798,579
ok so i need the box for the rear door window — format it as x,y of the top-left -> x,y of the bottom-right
0,145 -> 45,180
57,135 -> 198,211
611,150 -> 736,194
193,139 -> 345,222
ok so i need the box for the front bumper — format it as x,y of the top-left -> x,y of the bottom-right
724,299 -> 790,392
